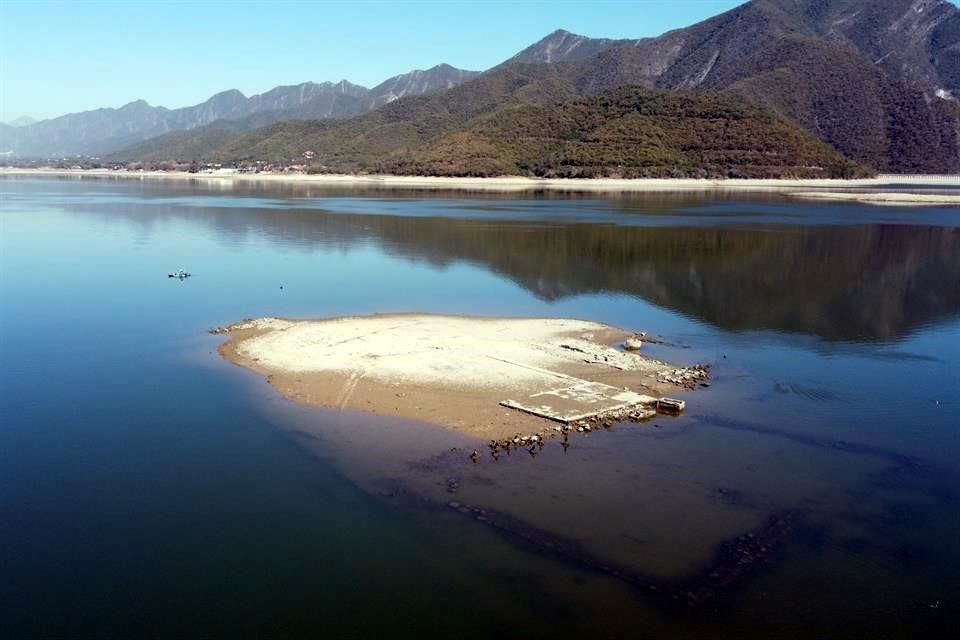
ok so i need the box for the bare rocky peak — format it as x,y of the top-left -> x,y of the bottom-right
2,66 -> 475,156
504,28 -> 640,65
368,63 -> 481,108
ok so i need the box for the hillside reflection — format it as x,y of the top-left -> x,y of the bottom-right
58,185 -> 960,341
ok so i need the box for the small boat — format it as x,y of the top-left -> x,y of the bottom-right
168,269 -> 191,279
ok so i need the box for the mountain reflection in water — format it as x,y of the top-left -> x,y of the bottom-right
50,180 -> 960,342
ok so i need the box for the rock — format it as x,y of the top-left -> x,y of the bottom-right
624,337 -> 643,351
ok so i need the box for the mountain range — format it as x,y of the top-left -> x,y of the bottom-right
0,64 -> 479,157
5,0 -> 960,174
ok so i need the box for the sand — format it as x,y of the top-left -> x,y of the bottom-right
4,167 -> 960,193
232,316 -> 651,387
789,191 -> 960,205
216,314 -> 694,439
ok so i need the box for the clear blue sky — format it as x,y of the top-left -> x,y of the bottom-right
0,0 -> 746,122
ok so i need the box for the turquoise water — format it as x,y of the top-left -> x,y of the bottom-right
1,177 -> 958,638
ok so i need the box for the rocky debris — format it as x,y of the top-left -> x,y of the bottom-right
446,501 -> 488,520
670,514 -> 793,608
630,331 -> 675,346
623,336 -> 643,351
210,317 -> 292,335
480,405 -> 659,462
658,363 -> 711,389
555,338 -> 651,370
592,406 -> 658,425
438,489 -> 797,611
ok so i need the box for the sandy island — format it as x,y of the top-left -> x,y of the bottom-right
215,314 -> 706,441
4,167 -> 960,193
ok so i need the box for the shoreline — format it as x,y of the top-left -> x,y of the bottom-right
3,167 -> 960,193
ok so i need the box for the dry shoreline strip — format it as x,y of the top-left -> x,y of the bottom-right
4,167 -> 960,193
789,191 -> 960,206
214,314 -> 705,441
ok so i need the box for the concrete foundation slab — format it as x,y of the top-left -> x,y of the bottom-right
501,380 -> 658,424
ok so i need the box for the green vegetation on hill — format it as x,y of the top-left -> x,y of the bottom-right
115,82 -> 867,179
706,36 -> 960,174
379,87 -> 866,178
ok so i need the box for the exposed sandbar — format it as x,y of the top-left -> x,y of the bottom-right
789,191 -> 960,205
216,314 -> 699,439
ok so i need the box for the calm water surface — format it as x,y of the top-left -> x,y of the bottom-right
1,177 -> 958,638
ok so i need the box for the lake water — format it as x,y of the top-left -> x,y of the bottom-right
1,176 -> 958,638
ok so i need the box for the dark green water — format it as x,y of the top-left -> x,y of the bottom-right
1,177 -> 958,638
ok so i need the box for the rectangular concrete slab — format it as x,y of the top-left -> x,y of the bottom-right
500,379 -> 658,424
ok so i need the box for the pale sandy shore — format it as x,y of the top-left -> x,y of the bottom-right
4,167 -> 960,192
216,314 -> 705,440
789,191 -> 960,205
